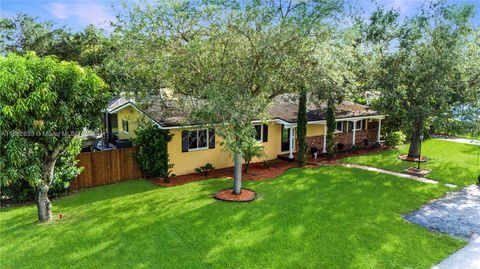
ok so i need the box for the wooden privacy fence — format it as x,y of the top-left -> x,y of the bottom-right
70,147 -> 144,190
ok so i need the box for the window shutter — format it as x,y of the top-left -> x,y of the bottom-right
262,124 -> 268,142
208,129 -> 215,148
181,130 -> 189,152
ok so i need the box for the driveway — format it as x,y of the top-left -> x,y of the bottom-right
404,185 -> 480,269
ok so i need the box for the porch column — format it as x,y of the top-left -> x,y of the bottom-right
289,127 -> 294,159
352,120 -> 357,146
322,124 -> 327,153
377,119 -> 382,142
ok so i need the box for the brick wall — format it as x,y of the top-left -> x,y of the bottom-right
305,128 -> 378,151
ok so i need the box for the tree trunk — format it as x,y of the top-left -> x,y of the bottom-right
233,153 -> 242,195
37,184 -> 51,223
37,152 -> 60,223
297,87 -> 308,166
243,161 -> 250,174
407,123 -> 423,158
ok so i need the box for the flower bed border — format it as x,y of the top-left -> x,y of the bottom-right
213,188 -> 257,202
398,154 -> 428,163
404,167 -> 432,177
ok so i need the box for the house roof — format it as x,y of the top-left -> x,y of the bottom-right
268,95 -> 381,123
109,94 -> 383,129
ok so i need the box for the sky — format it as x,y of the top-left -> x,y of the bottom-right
0,0 -> 479,31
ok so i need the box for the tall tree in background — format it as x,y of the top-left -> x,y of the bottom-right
113,0 -> 342,195
361,3 -> 477,158
296,86 -> 308,166
0,53 -> 109,222
1,14 -> 112,72
309,27 -> 361,156
325,97 -> 337,158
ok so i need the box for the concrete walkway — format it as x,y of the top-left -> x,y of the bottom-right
332,163 -> 440,184
433,136 -> 480,146
432,236 -> 480,269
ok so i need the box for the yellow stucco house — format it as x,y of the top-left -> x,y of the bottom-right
107,95 -> 385,176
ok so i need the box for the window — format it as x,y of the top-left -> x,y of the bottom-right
254,124 -> 263,141
187,129 -> 208,150
335,121 -> 343,133
355,120 -> 363,130
122,119 -> 129,133
345,121 -> 353,132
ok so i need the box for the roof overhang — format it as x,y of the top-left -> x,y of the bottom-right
109,102 -> 385,130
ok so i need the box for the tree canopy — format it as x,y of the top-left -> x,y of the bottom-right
111,0 -> 343,194
360,3 -> 478,157
0,52 -> 110,222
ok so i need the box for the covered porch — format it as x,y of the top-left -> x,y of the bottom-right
277,115 -> 385,161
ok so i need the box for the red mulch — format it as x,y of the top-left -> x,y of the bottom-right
398,154 -> 428,162
404,167 -> 431,176
150,146 -> 392,187
151,161 -> 300,187
213,188 -> 257,202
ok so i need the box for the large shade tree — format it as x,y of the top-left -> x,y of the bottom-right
308,27 -> 361,157
0,53 -> 109,222
113,0 -> 341,195
361,3 -> 478,158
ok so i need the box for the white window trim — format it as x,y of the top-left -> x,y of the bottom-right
254,124 -> 263,142
355,120 -> 363,130
188,128 -> 209,152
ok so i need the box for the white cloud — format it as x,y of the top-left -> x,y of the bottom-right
46,1 -> 115,26
386,0 -> 422,14
49,3 -> 68,19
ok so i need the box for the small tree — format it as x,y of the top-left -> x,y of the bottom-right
0,53 -> 109,222
133,123 -> 174,179
296,87 -> 308,166
243,142 -> 265,173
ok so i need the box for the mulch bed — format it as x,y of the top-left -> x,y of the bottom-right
404,167 -> 431,177
213,188 -> 257,202
398,154 -> 428,162
151,146 -> 393,188
151,161 -> 300,187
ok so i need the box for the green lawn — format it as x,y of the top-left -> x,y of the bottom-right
0,166 -> 463,268
340,139 -> 480,186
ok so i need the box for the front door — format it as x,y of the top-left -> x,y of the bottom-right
281,125 -> 290,152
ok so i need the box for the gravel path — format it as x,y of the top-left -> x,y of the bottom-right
404,185 -> 480,239
403,185 -> 480,269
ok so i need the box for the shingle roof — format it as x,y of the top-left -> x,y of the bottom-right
111,94 -> 382,127
267,94 -> 380,123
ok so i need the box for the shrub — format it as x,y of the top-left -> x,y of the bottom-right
133,124 -> 174,178
242,142 -> 265,173
372,142 -> 382,149
262,159 -> 279,168
336,143 -> 345,151
195,163 -> 215,176
385,131 -> 407,147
